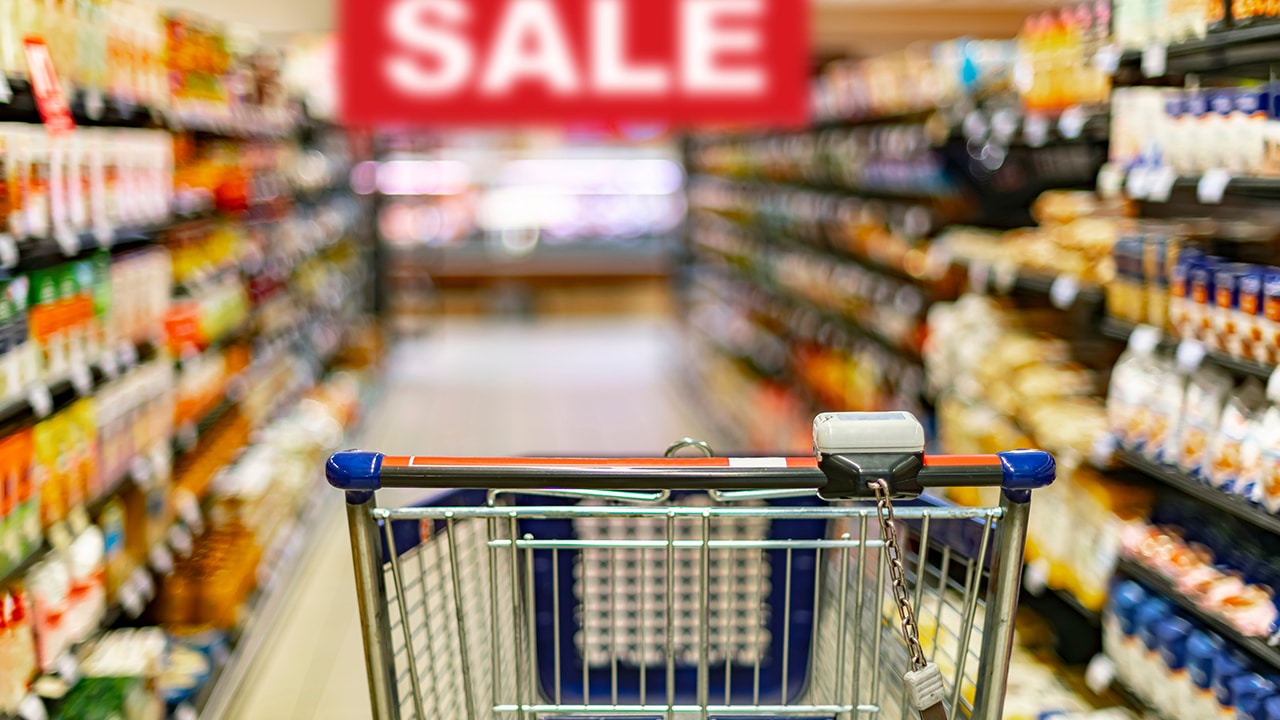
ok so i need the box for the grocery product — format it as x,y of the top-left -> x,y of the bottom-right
0,431 -> 38,576
0,591 -> 37,715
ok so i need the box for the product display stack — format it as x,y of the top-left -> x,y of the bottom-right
682,0 -> 1280,717
0,7 -> 379,720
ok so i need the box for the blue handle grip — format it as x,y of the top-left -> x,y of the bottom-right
997,449 -> 1056,503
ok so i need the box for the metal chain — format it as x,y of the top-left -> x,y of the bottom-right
869,480 -> 928,671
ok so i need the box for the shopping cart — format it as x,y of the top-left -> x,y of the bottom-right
326,411 -> 1055,720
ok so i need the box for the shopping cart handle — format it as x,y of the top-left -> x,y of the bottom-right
326,448 -> 1055,502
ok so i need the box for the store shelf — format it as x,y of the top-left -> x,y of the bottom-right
1115,449 -> 1280,536
703,259 -> 925,363
1118,24 -> 1280,77
962,261 -> 1106,308
390,242 -> 673,285
0,341 -> 160,438
1101,318 -> 1274,381
1117,556 -> 1280,672
0,76 -> 299,137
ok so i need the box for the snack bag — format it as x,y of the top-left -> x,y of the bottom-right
1145,356 -> 1186,463
1176,365 -> 1233,476
1109,342 -> 1159,449
1255,407 -> 1280,513
1207,380 -> 1265,492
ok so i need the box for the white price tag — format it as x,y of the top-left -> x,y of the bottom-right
99,350 -> 119,381
1198,168 -> 1232,204
26,383 -> 53,418
174,704 -> 196,720
1176,338 -> 1208,373
1050,274 -> 1081,309
83,90 -> 104,121
992,262 -> 1018,295
53,225 -> 78,257
924,242 -> 953,279
67,505 -> 89,535
1126,166 -> 1152,200
1023,558 -> 1050,596
1129,324 -> 1162,355
0,233 -> 18,269
1097,163 -> 1125,200
136,569 -> 155,601
130,456 -> 153,489
17,693 -> 47,720
1267,367 -> 1280,404
1085,653 -> 1117,694
1142,44 -> 1168,77
968,261 -> 990,295
56,652 -> 80,684
1091,433 -> 1119,469
1093,44 -> 1122,74
119,342 -> 139,369
120,584 -> 144,617
149,544 -> 174,574
1147,165 -> 1178,203
1058,106 -> 1087,140
169,524 -> 194,557
0,75 -> 12,105
175,489 -> 203,533
70,362 -> 92,396
1023,114 -> 1050,148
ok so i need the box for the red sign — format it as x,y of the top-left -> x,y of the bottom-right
340,0 -> 809,127
24,38 -> 75,135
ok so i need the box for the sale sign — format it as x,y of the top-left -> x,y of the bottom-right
24,38 -> 75,135
340,0 -> 809,127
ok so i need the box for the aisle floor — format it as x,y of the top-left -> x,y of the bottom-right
229,318 -> 714,719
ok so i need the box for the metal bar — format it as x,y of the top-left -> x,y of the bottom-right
902,516 -> 932,720
851,515 -> 868,710
377,458 -> 1006,490
345,499 -> 400,720
385,505 -> 1001,521
835,531 -> 850,720
487,518 -> 500,712
869,542 -> 886,706
972,497 -> 1032,720
524,535 -> 539,715
723,544 -> 736,706
752,542 -> 764,706
928,547 -> 951,664
485,538 -> 886,550
640,545 -> 648,707
612,545 -> 620,706
553,547 -> 563,707
383,517 -> 427,720
666,511 -> 677,720
489,702 -> 860,713
699,511 -> 712,720
950,514 -> 995,714
809,546 -> 822,707
413,537 -> 439,715
508,514 -> 527,720
446,516 -> 479,720
780,547 -> 792,705
431,522 -> 455,713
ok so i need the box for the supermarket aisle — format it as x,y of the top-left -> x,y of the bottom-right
229,318 -> 713,719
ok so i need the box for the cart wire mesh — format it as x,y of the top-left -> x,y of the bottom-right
370,493 -> 1002,720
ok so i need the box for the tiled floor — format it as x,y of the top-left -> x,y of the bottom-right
229,318 -> 716,719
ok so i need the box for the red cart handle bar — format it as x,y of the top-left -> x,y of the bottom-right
327,449 -> 1055,504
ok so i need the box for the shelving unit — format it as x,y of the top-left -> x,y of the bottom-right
1101,318 -> 1275,381
1117,557 -> 1280,672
